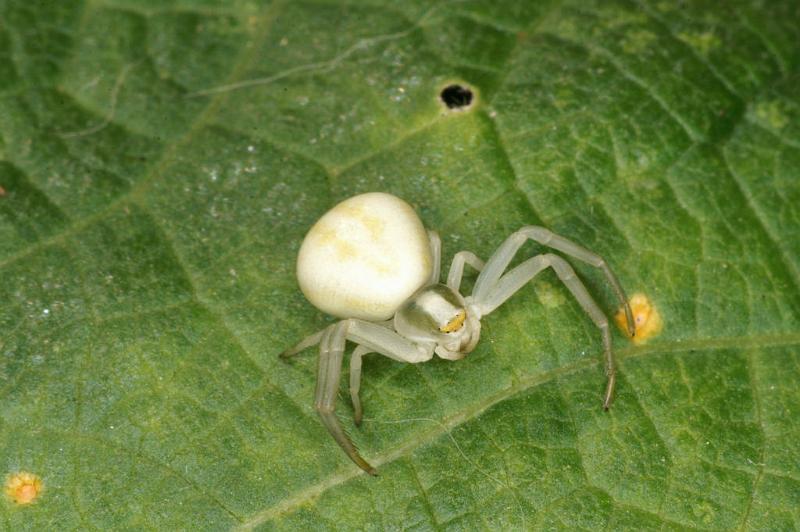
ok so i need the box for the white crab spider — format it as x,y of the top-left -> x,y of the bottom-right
282,192 -> 634,474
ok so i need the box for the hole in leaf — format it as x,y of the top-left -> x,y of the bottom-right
440,84 -> 473,109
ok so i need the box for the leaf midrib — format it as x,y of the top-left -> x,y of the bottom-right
236,332 -> 800,530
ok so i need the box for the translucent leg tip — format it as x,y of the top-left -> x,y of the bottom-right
603,373 -> 616,410
355,459 -> 378,476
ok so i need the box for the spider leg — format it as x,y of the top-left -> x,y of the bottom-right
315,322 -> 377,475
473,226 -> 634,336
428,230 -> 442,284
279,328 -> 326,358
478,253 -> 617,409
349,345 -> 372,426
314,319 -> 433,474
446,251 -> 485,292
344,320 -> 434,430
346,320 -> 435,364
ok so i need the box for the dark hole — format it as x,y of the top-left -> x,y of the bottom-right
440,84 -> 473,109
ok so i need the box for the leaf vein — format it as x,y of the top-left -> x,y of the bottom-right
737,350 -> 766,530
720,148 -> 800,292
236,333 -> 800,529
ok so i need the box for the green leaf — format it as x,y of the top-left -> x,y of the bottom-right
1,0 -> 799,529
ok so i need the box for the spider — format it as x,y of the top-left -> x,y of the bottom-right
281,192 -> 634,475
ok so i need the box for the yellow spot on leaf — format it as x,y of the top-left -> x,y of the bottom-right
621,29 -> 657,54
5,472 -> 42,505
534,281 -> 566,308
754,100 -> 789,130
439,310 -> 466,333
677,31 -> 720,55
616,293 -> 663,344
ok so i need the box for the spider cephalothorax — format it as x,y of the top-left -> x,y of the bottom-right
282,192 -> 634,475
394,284 -> 479,360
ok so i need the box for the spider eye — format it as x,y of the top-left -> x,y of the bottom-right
439,309 -> 466,333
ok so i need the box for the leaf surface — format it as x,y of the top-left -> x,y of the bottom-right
1,0 -> 799,529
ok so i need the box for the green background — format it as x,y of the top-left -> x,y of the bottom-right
1,0 -> 799,529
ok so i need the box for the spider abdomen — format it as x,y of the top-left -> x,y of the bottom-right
296,192 -> 433,321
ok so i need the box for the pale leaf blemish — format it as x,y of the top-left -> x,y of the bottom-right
535,282 -> 566,308
693,501 -> 716,525
621,29 -> 657,54
753,100 -> 789,130
616,293 -> 663,344
5,472 -> 43,505
677,31 -> 720,56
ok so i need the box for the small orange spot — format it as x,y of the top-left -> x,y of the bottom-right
0,185 -> 6,197
5,472 -> 43,505
616,293 -> 663,345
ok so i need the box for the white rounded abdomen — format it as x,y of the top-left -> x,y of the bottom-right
297,192 -> 432,320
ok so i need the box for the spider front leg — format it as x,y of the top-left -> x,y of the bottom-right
476,253 -> 617,407
473,226 -> 634,336
447,250 -> 485,291
472,226 -> 634,409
